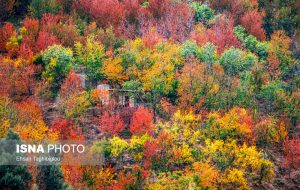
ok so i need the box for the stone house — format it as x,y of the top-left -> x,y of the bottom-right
96,84 -> 137,107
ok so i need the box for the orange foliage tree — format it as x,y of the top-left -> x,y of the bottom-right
177,57 -> 209,110
253,118 -> 288,147
61,165 -> 86,189
191,25 -> 208,47
13,99 -> 53,141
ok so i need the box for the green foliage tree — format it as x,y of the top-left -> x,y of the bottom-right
180,40 -> 199,59
235,71 -> 255,107
42,45 -> 73,97
90,139 -> 112,159
234,26 -> 268,60
122,80 -> 143,101
191,2 -> 215,24
198,42 -> 218,72
220,48 -> 257,109
74,35 -> 105,87
220,48 -> 244,77
258,81 -> 287,113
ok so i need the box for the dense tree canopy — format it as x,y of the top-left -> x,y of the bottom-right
0,0 -> 299,189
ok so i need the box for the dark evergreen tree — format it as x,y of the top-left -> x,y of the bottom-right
0,130 -> 32,190
37,165 -> 68,190
259,0 -> 300,37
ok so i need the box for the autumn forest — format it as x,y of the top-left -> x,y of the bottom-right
0,0 -> 299,189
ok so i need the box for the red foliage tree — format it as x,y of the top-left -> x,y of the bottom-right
136,1 -> 193,42
22,18 -> 39,39
56,19 -> 80,47
0,58 -> 35,99
40,13 -> 61,34
240,10 -> 266,40
108,172 -> 134,190
160,1 -> 193,42
20,17 -> 60,54
118,107 -> 136,127
191,25 -> 208,47
206,16 -> 240,54
99,112 -> 125,135
0,22 -> 16,52
210,0 -> 234,12
130,107 -> 153,135
36,31 -> 59,52
142,28 -> 163,48
147,0 -> 171,19
62,165 -> 85,190
77,0 -> 125,28
143,139 -> 161,169
21,19 -> 39,54
283,137 -> 300,170
267,52 -> 281,79
210,0 -> 251,24
15,98 -> 44,125
50,119 -> 84,140
19,43 -> 34,60
60,69 -> 84,98
123,0 -> 141,23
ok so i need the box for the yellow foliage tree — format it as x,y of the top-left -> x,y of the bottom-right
103,57 -> 127,85
141,42 -> 183,95
220,168 -> 250,190
203,139 -> 274,185
14,122 -> 48,141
